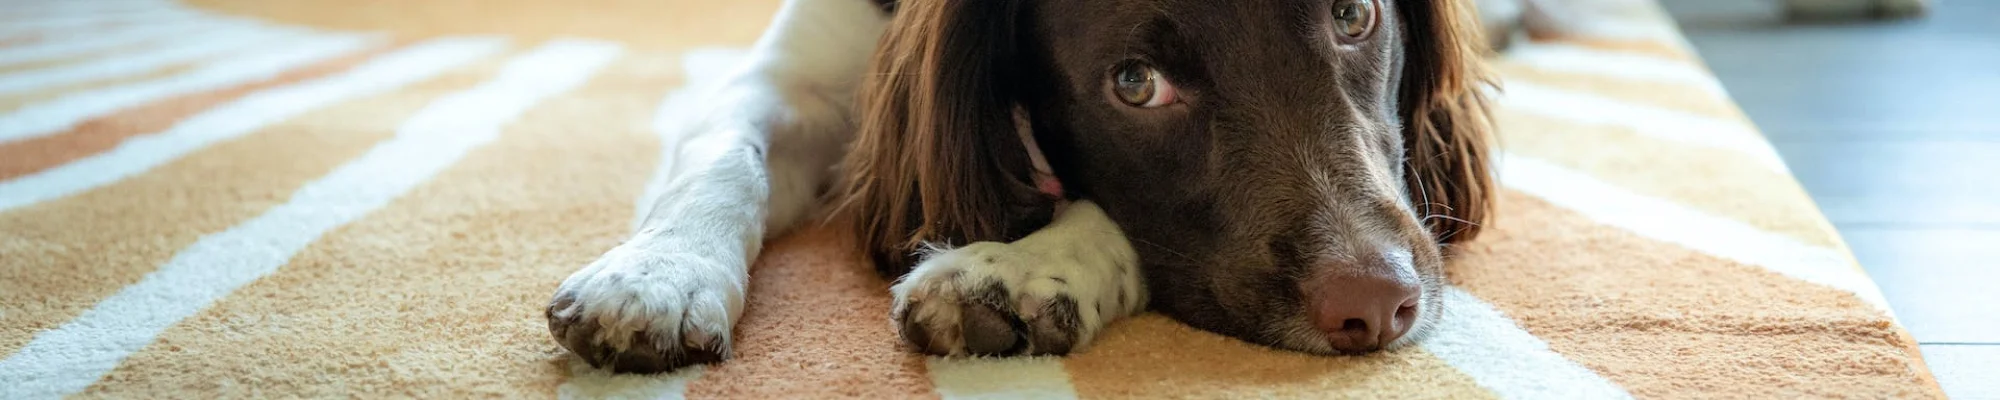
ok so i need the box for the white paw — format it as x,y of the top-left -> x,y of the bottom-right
891,242 -> 1112,356
547,241 -> 745,373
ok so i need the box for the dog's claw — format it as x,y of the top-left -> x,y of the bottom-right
548,294 -> 733,374
546,244 -> 741,374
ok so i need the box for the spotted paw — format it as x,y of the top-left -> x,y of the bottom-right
547,242 -> 744,373
890,242 -> 1105,356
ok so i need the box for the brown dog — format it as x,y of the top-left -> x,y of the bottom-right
548,0 -> 1495,373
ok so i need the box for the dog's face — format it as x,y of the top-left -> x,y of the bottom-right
841,0 -> 1492,354
1021,0 -> 1454,353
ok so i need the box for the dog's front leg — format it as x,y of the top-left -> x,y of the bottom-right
545,0 -> 888,373
892,200 -> 1149,356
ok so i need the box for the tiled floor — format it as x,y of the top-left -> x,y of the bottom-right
1660,1 -> 1999,398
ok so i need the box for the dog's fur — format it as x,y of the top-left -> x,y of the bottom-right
547,0 -> 1495,373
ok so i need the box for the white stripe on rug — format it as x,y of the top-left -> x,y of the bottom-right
1515,0 -> 1686,46
1493,82 -> 1790,173
0,6 -> 185,22
0,8 -> 188,37
0,19 -> 217,67
1502,41 -> 1728,98
0,14 -> 202,46
558,364 -> 705,400
0,33 -> 380,145
0,36 -> 495,212
0,0 -> 170,20
0,39 -> 621,400
557,47 -> 750,400
1497,153 -> 1895,316
927,357 -> 1081,400
0,24 -> 303,96
1423,287 -> 1635,400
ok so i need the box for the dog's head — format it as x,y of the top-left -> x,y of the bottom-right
837,0 -> 1495,354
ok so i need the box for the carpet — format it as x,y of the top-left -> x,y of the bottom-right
0,0 -> 1946,398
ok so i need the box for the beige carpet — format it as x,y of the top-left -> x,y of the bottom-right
0,0 -> 1945,398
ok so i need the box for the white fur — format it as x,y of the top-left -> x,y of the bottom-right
550,0 -> 887,358
892,201 -> 1148,355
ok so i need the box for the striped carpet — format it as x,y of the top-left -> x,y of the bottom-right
0,0 -> 1946,398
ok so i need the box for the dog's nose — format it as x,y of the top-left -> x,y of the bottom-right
1306,262 -> 1421,353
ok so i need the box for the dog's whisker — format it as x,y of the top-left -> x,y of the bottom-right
1435,225 -> 1472,243
1420,213 -> 1475,226
1412,202 -> 1457,211
1406,157 -> 1434,219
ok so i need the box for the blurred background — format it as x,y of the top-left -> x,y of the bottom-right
1661,1 -> 1997,398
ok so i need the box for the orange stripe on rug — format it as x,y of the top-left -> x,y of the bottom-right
79,46 -> 647,398
0,44 -> 392,179
1447,190 -> 1940,398
0,56 -> 500,357
0,63 -> 199,113
681,227 -> 940,399
1063,315 -> 1496,399
1537,37 -> 1691,61
185,0 -> 781,53
0,54 -> 116,76
1495,61 -> 1743,121
1496,109 -> 1844,248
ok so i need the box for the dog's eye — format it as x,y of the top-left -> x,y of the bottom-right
1111,61 -> 1177,108
1332,0 -> 1377,40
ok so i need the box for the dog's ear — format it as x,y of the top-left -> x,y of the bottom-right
1399,0 -> 1498,244
832,0 -> 1053,275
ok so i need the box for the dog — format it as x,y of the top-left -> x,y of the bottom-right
546,0 -> 1496,373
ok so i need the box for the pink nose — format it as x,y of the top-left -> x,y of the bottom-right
1307,267 -> 1421,353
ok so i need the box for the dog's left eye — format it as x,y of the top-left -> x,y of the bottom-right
1332,0 -> 1378,40
1111,61 -> 1177,108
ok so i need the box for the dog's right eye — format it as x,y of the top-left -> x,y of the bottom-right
1111,61 -> 1177,108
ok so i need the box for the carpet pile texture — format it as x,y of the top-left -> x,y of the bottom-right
0,0 -> 1944,398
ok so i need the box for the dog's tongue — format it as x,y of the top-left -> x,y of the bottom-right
1033,169 -> 1063,198
1016,108 -> 1065,198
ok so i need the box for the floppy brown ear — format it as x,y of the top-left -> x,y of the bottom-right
831,0 -> 1054,276
1399,0 -> 1498,244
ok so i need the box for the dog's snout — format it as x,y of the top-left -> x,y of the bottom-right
1305,255 -> 1421,353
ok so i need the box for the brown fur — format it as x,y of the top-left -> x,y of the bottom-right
831,0 -> 1057,275
1400,0 -> 1497,245
832,0 -> 1495,353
